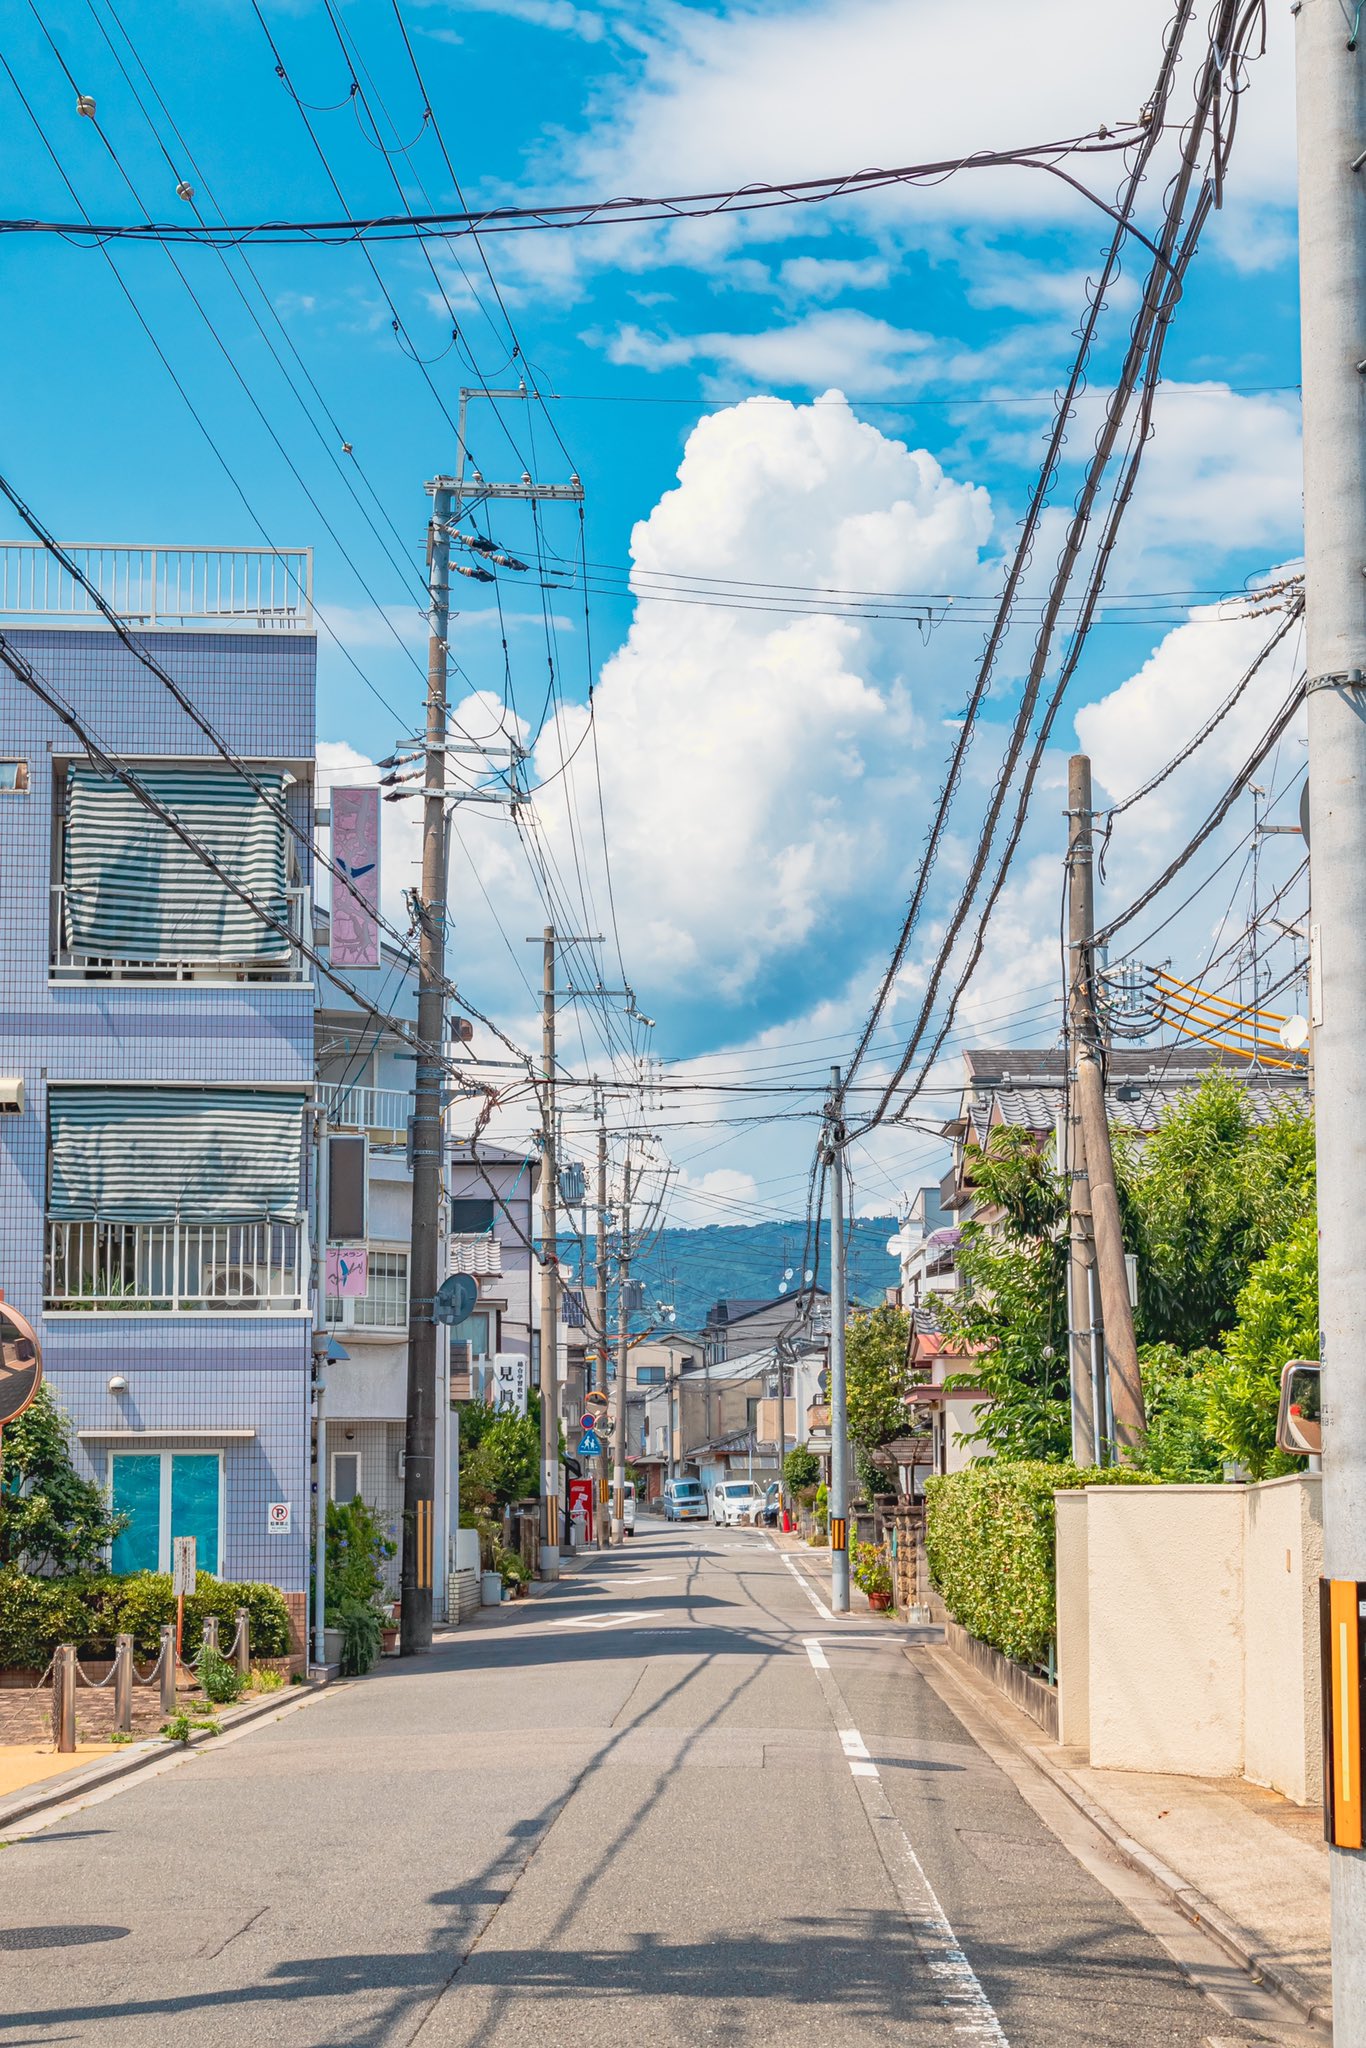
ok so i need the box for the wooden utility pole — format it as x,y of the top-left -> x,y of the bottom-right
611,1154 -> 632,1543
1068,754 -> 1146,1455
1066,756 -> 1102,1466
399,480 -> 452,1656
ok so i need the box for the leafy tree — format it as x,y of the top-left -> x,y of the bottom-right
462,1410 -> 540,1506
1130,1344 -> 1227,1484
1121,1078 -> 1314,1352
0,1386 -> 124,1573
1207,1211 -> 1318,1479
844,1303 -> 913,1456
939,1127 -> 1071,1461
783,1443 -> 820,1493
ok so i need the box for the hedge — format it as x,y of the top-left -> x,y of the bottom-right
0,1569 -> 294,1670
923,1460 -> 1153,1668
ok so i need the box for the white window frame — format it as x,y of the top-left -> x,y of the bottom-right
108,1448 -> 226,1573
324,1243 -> 409,1331
330,1448 -> 362,1505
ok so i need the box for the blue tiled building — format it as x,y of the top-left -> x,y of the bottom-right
0,545 -> 315,1649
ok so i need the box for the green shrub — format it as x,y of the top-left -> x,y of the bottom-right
0,1569 -> 292,1669
924,1461 -> 1153,1668
783,1444 -> 821,1493
337,1599 -> 382,1676
195,1643 -> 244,1705
325,1498 -> 395,1623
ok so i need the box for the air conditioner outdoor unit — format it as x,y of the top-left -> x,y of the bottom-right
202,1265 -> 261,1304
0,1078 -> 24,1114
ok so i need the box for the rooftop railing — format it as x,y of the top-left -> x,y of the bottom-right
46,1218 -> 308,1313
0,543 -> 313,630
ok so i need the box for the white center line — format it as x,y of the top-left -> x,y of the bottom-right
803,1638 -> 830,1670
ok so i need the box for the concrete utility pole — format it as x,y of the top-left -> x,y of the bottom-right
1068,754 -> 1145,1456
1295,4 -> 1366,2030
593,1115 -> 609,1548
826,1068 -> 851,1616
1065,757 -> 1103,1466
539,926 -> 561,1579
400,481 -> 453,1657
611,1154 -> 632,1543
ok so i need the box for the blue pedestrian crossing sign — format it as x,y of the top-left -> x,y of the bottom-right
578,1428 -> 603,1457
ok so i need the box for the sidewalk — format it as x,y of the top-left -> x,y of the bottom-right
925,1642 -> 1333,2028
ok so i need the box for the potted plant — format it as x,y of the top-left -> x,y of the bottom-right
851,1539 -> 894,1613
324,1497 -> 396,1666
380,1602 -> 399,1654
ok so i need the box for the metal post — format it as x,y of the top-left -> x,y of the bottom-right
52,1643 -> 76,1754
113,1632 -> 133,1734
612,1155 -> 632,1543
1066,756 -> 1100,1467
1296,4 -> 1366,2030
593,1116 -> 609,1547
201,1615 -> 219,1660
159,1623 -> 177,1716
401,479 -> 453,1655
233,1607 -> 250,1680
826,1069 -> 851,1616
315,1394 -> 327,1670
539,926 -> 561,1578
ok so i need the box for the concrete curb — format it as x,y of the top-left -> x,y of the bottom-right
924,1646 -> 1333,2031
0,1682 -> 325,1835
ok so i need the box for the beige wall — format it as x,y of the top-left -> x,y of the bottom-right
1087,1484 -> 1245,1777
1242,1474 -> 1324,1805
1057,1475 -> 1323,1801
1054,1491 -> 1090,1748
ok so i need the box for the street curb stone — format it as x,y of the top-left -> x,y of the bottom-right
924,1645 -> 1332,2031
0,1682 -> 326,1835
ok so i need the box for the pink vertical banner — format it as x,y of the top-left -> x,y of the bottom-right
331,786 -> 381,967
326,1245 -> 369,1298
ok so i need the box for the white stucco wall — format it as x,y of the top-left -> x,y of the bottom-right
1086,1484 -> 1246,1777
1242,1474 -> 1323,1804
1054,1490 -> 1090,1748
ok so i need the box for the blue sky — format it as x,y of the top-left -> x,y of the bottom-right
1,0 -> 1310,1222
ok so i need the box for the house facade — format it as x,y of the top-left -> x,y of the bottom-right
0,544 -> 316,1648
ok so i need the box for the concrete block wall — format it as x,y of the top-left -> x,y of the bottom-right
1055,1474 -> 1323,1803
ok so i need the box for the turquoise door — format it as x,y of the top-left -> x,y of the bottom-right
170,1454 -> 221,1576
110,1455 -> 160,1574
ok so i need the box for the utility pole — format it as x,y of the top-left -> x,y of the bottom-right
593,1114 -> 609,1548
825,1068 -> 850,1615
611,1153 -> 632,1543
1066,757 -> 1102,1467
1068,754 -> 1145,1455
539,926 -> 561,1579
400,480 -> 452,1657
1295,5 -> 1366,2030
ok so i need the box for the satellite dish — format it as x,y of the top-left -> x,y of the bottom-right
1279,1014 -> 1310,1051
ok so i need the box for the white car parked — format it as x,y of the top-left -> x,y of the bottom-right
710,1480 -> 764,1527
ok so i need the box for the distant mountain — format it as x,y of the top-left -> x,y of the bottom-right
625,1215 -> 901,1334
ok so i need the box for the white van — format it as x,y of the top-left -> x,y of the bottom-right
622,1480 -> 636,1536
711,1479 -> 764,1527
663,1476 -> 707,1522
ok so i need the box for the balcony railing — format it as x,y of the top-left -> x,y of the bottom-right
321,1082 -> 412,1139
0,543 -> 312,630
450,1235 -> 502,1277
46,1218 -> 307,1313
51,883 -> 311,984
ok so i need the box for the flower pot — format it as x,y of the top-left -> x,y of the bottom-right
381,1627 -> 399,1654
867,1589 -> 891,1612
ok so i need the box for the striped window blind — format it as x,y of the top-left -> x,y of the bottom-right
48,1087 -> 308,1221
65,765 -> 291,962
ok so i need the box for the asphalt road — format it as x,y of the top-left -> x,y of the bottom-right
0,1525 -> 1301,2046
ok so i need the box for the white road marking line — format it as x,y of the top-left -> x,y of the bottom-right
804,1648 -> 1010,2044
774,1545 -> 834,1620
803,1639 -> 830,1670
839,1728 -> 870,1758
546,1610 -> 652,1632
